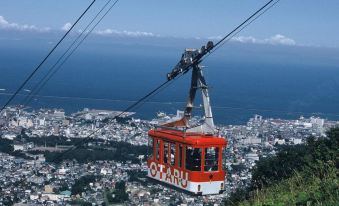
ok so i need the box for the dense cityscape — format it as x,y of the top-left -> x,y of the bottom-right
0,106 -> 336,205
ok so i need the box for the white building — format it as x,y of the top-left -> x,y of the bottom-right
13,144 -> 24,151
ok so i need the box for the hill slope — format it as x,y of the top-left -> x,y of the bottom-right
225,128 -> 339,206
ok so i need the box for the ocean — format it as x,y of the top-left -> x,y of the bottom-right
1,36 -> 339,124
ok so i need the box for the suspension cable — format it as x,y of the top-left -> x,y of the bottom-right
23,0 -> 119,106
213,0 -> 275,49
169,0 -> 280,81
31,1 -> 283,152
0,0 -> 97,113
47,79 -> 172,163
3,91 -> 335,117
5,0 -> 282,163
204,0 -> 281,60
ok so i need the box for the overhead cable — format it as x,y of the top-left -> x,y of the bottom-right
0,0 -> 97,113
23,0 -> 119,107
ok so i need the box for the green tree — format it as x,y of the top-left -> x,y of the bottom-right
110,181 -> 128,203
226,127 -> 339,205
71,175 -> 96,195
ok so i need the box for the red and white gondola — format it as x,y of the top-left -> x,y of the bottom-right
147,42 -> 228,195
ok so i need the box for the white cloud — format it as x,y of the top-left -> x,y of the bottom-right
94,28 -> 156,38
208,34 -> 297,46
0,16 -> 157,38
0,16 -> 50,32
61,22 -> 72,31
0,16 -> 297,46
231,36 -> 258,44
207,35 -> 223,40
264,34 -> 296,46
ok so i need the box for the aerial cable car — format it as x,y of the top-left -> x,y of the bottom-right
147,41 -> 228,195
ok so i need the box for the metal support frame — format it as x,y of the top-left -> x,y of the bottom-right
162,46 -> 216,135
185,65 -> 215,134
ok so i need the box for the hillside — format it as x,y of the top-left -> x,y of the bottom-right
225,128 -> 339,206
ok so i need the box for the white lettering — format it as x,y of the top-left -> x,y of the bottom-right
149,161 -> 188,188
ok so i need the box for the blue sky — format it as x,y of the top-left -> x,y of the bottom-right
0,0 -> 338,47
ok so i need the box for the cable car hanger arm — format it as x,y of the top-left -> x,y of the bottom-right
163,0 -> 279,135
166,41 -> 214,81
163,42 -> 215,135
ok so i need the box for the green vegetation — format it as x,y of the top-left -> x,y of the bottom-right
128,170 -> 148,186
69,200 -> 93,206
19,135 -> 148,163
0,138 -> 14,154
2,133 -> 149,163
42,140 -> 148,163
239,165 -> 337,206
71,175 -> 97,195
225,128 -> 339,206
105,181 -> 128,204
0,138 -> 33,160
21,135 -> 82,146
